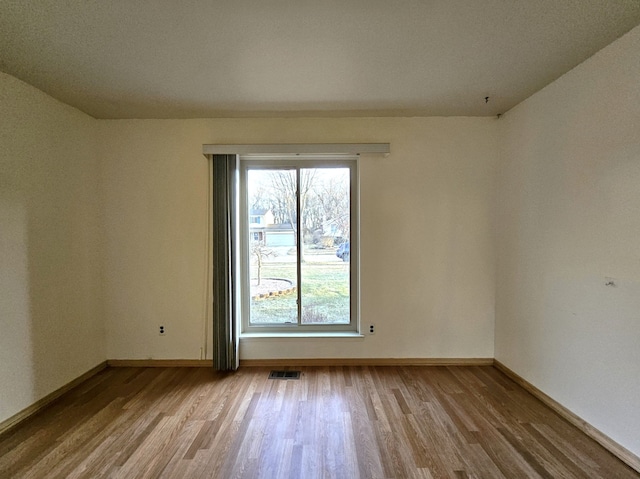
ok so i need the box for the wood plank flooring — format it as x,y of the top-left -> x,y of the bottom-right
0,366 -> 637,478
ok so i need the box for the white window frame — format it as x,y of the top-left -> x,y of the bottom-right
240,156 -> 359,334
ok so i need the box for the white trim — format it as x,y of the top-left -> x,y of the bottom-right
240,332 -> 365,340
240,158 -> 359,334
203,143 -> 390,156
203,156 -> 213,360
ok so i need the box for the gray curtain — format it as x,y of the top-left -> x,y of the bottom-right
211,154 -> 240,371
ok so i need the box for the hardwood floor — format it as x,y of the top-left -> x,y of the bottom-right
0,366 -> 637,478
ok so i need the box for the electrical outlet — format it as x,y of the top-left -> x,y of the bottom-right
368,324 -> 375,335
159,325 -> 166,336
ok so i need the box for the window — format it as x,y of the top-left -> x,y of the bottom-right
241,158 -> 358,333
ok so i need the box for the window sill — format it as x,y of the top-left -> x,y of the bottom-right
240,332 -> 365,340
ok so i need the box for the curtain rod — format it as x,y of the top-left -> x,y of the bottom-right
202,143 -> 390,156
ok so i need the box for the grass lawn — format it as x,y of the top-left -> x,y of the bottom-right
250,254 -> 350,324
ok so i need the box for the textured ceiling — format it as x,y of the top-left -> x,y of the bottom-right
1,0 -> 639,119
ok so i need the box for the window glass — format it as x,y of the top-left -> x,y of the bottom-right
242,160 -> 357,332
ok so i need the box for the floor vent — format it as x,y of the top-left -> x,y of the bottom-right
269,370 -> 301,380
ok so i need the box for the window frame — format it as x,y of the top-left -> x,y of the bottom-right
240,157 -> 359,334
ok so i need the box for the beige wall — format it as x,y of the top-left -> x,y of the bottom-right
98,120 -> 211,360
99,117 -> 498,361
496,25 -> 640,457
0,73 -> 105,423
